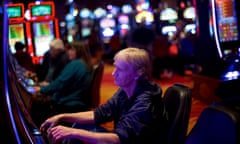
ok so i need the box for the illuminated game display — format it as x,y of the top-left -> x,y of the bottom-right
7,5 -> 23,18
118,4 -> 133,38
99,16 -> 116,43
135,10 -> 154,25
107,5 -> 120,17
31,4 -> 53,17
209,0 -> 240,80
32,21 -> 55,56
79,8 -> 94,38
160,8 -> 178,37
28,1 -> 60,64
135,0 -> 150,11
211,0 -> 240,59
65,13 -> 75,42
93,7 -> 107,19
215,0 -> 238,42
9,24 -> 25,53
7,3 -> 27,54
121,4 -> 133,14
183,7 -> 196,34
118,14 -> 130,37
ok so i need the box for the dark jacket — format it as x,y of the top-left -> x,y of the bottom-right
94,79 -> 164,144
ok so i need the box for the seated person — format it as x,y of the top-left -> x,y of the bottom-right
38,38 -> 70,85
32,41 -> 93,127
40,48 -> 164,144
13,41 -> 35,72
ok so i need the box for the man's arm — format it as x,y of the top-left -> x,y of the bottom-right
40,111 -> 95,131
49,126 -> 121,144
60,111 -> 95,124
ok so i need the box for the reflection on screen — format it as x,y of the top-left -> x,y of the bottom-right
9,24 -> 25,53
33,21 -> 54,56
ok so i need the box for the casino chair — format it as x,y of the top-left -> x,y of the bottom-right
162,83 -> 192,144
185,97 -> 240,144
184,78 -> 240,144
88,60 -> 104,108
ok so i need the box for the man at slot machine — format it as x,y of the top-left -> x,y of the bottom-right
24,39 -> 70,83
31,41 -> 93,127
40,48 -> 165,144
13,41 -> 36,73
37,38 -> 70,85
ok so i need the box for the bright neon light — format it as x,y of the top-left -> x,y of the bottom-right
224,71 -> 240,80
211,0 -> 223,58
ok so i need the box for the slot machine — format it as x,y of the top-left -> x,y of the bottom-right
65,12 -> 75,42
27,1 -> 60,64
135,10 -> 154,26
118,4 -> 133,38
135,0 -> 154,27
79,8 -> 94,39
211,0 -> 240,80
118,14 -> 130,38
159,7 -> 178,40
183,6 -> 197,35
7,3 -> 29,54
99,15 -> 116,44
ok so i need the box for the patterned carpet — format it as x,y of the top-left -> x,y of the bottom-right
99,63 -> 209,134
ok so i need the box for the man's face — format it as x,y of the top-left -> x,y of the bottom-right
112,59 -> 138,88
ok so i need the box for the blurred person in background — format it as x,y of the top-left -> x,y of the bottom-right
13,41 -> 35,72
37,39 -> 70,84
31,41 -> 93,127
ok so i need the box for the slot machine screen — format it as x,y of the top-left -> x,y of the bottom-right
215,0 -> 238,42
118,15 -> 129,24
100,18 -> 116,28
32,21 -> 54,57
81,28 -> 91,37
94,7 -> 107,19
160,8 -> 178,23
118,15 -> 130,36
100,18 -> 116,38
135,10 -> 154,25
30,4 -> 53,17
80,8 -> 91,18
183,7 -> 196,20
7,6 -> 23,18
161,26 -> 177,35
9,24 -> 25,54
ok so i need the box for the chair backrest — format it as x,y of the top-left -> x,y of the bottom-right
163,83 -> 192,144
89,61 -> 104,108
185,97 -> 240,144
